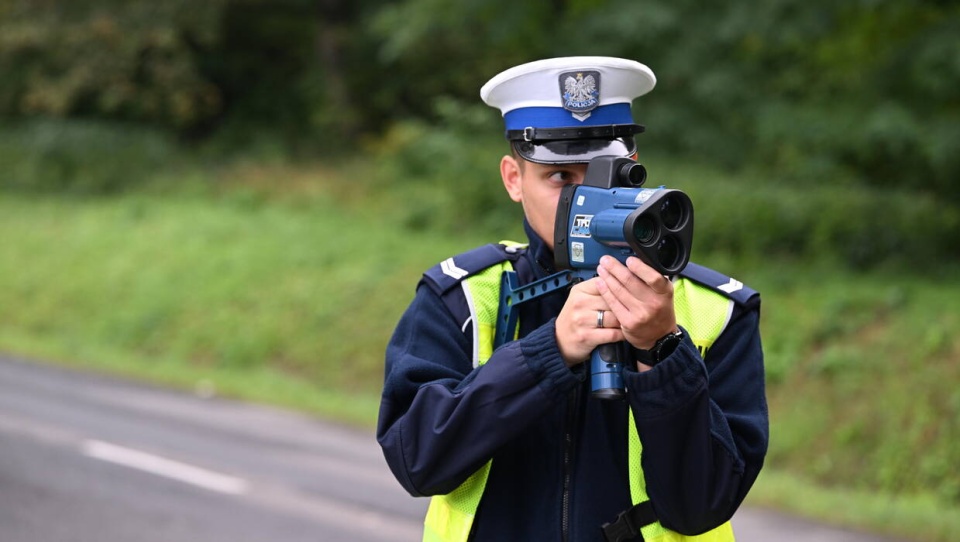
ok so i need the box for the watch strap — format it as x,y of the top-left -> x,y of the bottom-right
634,329 -> 684,367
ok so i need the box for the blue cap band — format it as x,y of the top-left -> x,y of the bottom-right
503,103 -> 633,131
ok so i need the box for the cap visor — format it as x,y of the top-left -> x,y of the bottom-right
514,137 -> 636,165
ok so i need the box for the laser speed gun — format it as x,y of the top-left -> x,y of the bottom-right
494,156 -> 695,399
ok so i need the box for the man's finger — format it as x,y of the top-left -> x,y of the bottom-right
625,256 -> 673,295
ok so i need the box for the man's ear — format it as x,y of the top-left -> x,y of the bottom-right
500,155 -> 523,203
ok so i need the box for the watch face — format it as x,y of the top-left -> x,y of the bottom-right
653,331 -> 683,362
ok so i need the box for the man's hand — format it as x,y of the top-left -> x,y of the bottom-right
554,278 -> 625,367
595,255 -> 679,351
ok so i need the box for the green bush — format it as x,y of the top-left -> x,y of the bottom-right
0,119 -> 179,194
370,123 -> 960,271
639,157 -> 960,271
370,98 -> 523,237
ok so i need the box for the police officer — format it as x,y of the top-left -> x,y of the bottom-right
377,57 -> 768,542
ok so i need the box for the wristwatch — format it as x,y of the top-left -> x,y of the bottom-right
634,329 -> 684,367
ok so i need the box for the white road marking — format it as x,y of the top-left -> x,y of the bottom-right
81,439 -> 249,495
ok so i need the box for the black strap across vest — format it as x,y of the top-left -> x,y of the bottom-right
601,500 -> 659,542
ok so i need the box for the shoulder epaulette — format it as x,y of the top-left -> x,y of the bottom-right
421,243 -> 526,296
678,262 -> 760,307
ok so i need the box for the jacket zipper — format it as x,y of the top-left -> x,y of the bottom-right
561,386 -> 581,542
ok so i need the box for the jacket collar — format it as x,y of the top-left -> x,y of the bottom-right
523,219 -> 558,278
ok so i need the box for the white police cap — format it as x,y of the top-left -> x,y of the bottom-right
481,56 -> 656,164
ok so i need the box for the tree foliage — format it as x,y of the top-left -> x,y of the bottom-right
0,0 -> 226,129
0,0 -> 957,197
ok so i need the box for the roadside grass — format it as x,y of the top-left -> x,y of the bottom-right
748,469 -> 960,542
0,158 -> 957,541
743,263 -> 960,542
0,163 -> 490,426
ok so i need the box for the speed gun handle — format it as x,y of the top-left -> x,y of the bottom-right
591,342 -> 626,400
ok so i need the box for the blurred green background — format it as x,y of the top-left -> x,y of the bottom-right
1,1 -> 958,540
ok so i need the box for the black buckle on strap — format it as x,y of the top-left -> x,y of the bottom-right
601,501 -> 658,542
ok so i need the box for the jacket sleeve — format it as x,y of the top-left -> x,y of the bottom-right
622,306 -> 768,535
376,284 -> 582,497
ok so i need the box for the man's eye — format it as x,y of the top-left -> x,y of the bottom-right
549,171 -> 573,183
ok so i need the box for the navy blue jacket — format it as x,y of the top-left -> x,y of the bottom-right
377,221 -> 768,541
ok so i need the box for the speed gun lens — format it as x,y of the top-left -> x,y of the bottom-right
657,236 -> 682,270
632,216 -> 657,245
660,195 -> 687,230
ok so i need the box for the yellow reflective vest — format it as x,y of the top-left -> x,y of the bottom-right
423,243 -> 736,542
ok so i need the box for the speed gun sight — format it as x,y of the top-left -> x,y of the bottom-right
554,156 -> 694,277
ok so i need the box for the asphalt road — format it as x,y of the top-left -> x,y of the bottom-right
0,355 -> 908,542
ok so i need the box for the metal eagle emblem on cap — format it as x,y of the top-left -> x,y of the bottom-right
560,70 -> 600,121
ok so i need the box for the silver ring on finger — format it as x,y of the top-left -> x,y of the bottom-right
596,310 -> 605,329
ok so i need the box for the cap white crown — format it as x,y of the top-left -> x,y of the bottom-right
480,56 -> 656,115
